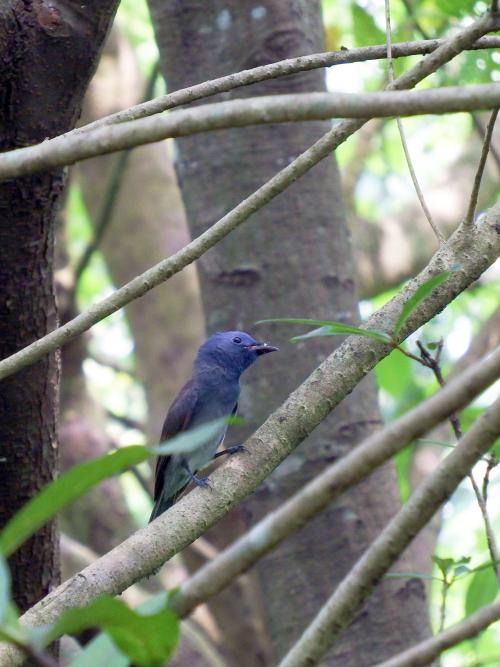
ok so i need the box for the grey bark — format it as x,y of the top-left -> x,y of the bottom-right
147,1 -> 431,664
0,0 -> 118,615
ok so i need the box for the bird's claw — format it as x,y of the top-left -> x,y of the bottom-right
192,474 -> 211,490
226,444 -> 249,456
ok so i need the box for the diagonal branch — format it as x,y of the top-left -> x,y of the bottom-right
0,204 -> 498,667
2,84 -> 500,181
0,12 -> 497,383
278,396 -> 500,667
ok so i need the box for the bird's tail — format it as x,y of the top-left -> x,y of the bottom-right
149,494 -> 174,523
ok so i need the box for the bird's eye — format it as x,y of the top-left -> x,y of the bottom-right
233,336 -> 242,344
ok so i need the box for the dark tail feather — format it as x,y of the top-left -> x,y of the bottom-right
149,495 -> 173,523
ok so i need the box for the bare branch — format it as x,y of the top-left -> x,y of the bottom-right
0,204 -> 498,667
0,13 -> 495,382
385,0 -> 444,243
74,36 -> 500,135
2,84 -> 500,182
278,396 -> 500,667
464,109 -> 499,225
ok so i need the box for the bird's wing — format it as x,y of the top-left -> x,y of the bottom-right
153,379 -> 199,503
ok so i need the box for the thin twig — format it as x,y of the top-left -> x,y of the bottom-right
373,598 -> 500,667
482,455 -> 497,501
464,109 -> 499,225
73,63 -> 160,286
416,340 -> 500,586
438,576 -> 450,632
72,35 -> 500,135
472,114 -> 500,173
385,0 -> 445,243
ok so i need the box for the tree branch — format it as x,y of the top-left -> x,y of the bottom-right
0,204 -> 498,667
169,348 -> 500,618
73,36 -> 500,134
373,598 -> 500,667
2,83 -> 500,181
464,109 -> 499,225
278,396 -> 500,667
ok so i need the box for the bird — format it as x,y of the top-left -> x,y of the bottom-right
149,331 -> 278,522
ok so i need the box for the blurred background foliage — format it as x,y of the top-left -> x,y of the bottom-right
56,0 -> 499,664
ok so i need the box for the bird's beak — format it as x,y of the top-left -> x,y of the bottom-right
248,342 -> 279,355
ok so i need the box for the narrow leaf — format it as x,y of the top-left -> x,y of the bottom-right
256,318 -> 391,343
154,419 -> 226,456
395,272 -> 450,335
0,420 -> 226,557
0,446 -> 147,558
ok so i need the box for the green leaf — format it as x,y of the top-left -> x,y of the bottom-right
394,446 -> 413,504
0,420 -> 226,557
0,554 -> 9,623
350,2 -> 386,46
432,555 -> 454,577
0,446 -> 147,558
395,272 -> 451,335
256,318 -> 391,344
154,419 -> 226,456
465,567 -> 498,616
46,595 -> 179,667
435,0 -> 477,18
375,349 -> 413,400
432,555 -> 471,579
67,593 -> 175,667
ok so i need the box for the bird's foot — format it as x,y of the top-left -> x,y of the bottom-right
213,444 -> 249,459
191,474 -> 212,489
181,460 -> 212,489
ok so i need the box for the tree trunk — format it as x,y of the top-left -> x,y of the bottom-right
0,0 -> 118,614
148,1 -> 432,664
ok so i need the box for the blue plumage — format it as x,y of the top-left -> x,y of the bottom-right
149,331 -> 277,522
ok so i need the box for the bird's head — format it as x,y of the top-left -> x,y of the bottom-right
195,331 -> 278,376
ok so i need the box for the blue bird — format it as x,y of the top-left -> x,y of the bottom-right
149,331 -> 278,522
